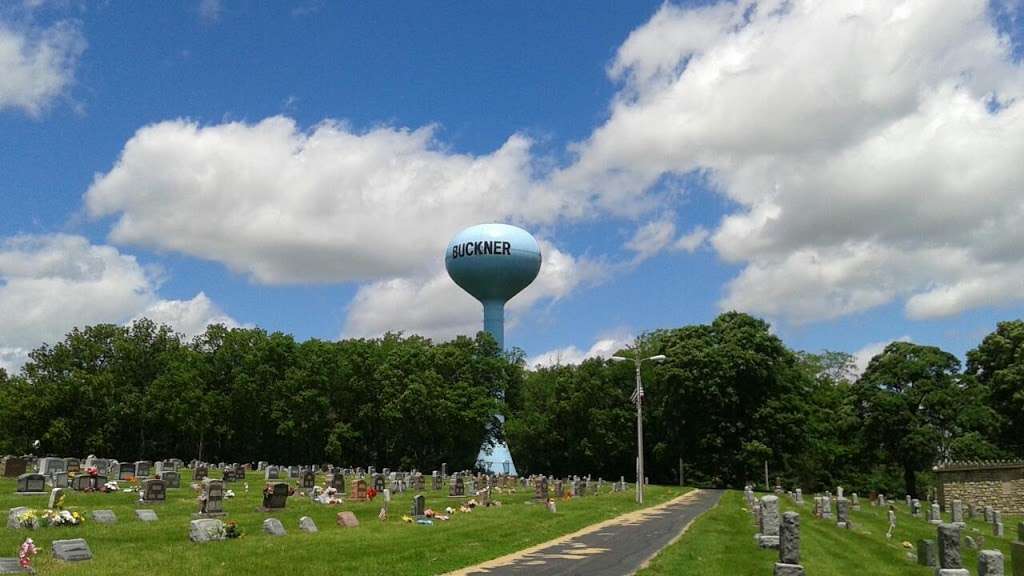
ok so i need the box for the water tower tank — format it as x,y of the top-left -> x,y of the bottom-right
445,223 -> 542,350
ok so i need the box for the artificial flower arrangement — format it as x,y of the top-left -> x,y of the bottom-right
223,520 -> 243,539
366,487 -> 378,501
18,538 -> 37,569
312,486 -> 343,505
224,489 -> 236,499
16,509 -> 85,529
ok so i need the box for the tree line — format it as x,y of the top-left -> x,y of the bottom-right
2,312 -> 1023,497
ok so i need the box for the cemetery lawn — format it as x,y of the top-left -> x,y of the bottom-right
1,472 -> 690,575
639,490 -> 1021,575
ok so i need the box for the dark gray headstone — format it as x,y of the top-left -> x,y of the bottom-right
135,509 -> 158,522
15,474 -> 45,494
140,478 -> 166,503
938,524 -> 962,569
91,509 -> 117,524
779,511 -> 801,564
52,539 -> 92,562
263,517 -> 286,536
200,479 -> 225,515
157,471 -> 180,489
298,516 -> 317,533
262,482 -> 290,510
978,549 -> 1005,576
918,539 -> 938,567
412,494 -> 425,516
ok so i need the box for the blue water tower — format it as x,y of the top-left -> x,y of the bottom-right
445,223 -> 542,475
445,223 -> 542,350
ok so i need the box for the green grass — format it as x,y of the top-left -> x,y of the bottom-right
1,471 -> 690,575
641,490 -> 1021,576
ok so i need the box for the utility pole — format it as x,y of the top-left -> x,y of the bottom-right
764,460 -> 769,492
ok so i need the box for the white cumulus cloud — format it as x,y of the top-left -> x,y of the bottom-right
0,18 -> 85,115
85,117 -> 572,285
0,234 -> 239,372
562,0 -> 1024,324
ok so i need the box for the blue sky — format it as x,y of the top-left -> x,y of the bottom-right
2,0 -> 1023,372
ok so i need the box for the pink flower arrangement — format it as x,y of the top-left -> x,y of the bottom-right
19,538 -> 38,568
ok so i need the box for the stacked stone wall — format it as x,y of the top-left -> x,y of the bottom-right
936,463 -> 1024,513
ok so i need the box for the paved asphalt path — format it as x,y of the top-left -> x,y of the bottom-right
457,489 -> 723,576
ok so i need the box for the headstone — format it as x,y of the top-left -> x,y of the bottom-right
937,524 -> 966,572
37,458 -> 64,476
263,517 -> 287,536
135,509 -> 158,522
91,510 -> 117,524
952,500 -> 964,524
199,479 -> 225,516
299,516 -> 318,533
16,473 -> 46,494
193,465 -> 208,481
51,539 -> 92,562
130,460 -> 149,478
1011,542 -> 1024,576
985,506 -> 994,523
301,470 -> 316,490
373,473 -> 385,492
336,511 -> 359,527
836,497 -> 850,529
326,472 -> 344,492
534,476 -> 548,501
774,511 -> 805,576
412,494 -> 425,517
931,503 -> 943,525
114,462 -> 136,481
449,475 -> 465,497
912,499 -> 921,517
979,550 -> 1005,576
7,507 -> 29,530
0,456 -> 27,478
63,458 -> 80,475
140,478 -> 166,503
432,472 -> 441,490
48,487 -> 64,510
222,468 -> 236,483
0,557 -> 33,573
262,482 -> 290,510
157,470 -> 180,489
189,518 -> 225,543
758,495 -> 780,549
918,539 -> 938,567
851,492 -> 859,510
350,478 -> 368,501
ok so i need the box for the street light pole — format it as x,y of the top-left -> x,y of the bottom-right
612,344 -> 665,506
634,354 -> 645,504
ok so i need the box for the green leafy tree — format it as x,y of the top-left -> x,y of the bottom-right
853,341 -> 993,496
966,320 -> 1024,457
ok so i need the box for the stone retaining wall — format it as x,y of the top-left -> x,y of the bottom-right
935,461 -> 1024,514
